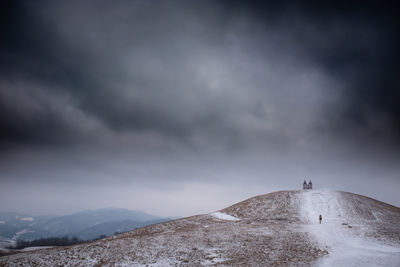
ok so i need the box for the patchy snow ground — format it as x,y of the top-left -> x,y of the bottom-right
1,190 -> 399,266
301,190 -> 400,266
0,191 -> 323,266
210,212 -> 240,221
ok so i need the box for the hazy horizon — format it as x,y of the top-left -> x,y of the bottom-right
1,186 -> 398,218
1,1 -> 399,217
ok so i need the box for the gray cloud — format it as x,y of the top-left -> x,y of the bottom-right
0,0 -> 399,215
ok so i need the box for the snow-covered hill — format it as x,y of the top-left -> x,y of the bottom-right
301,190 -> 400,266
1,190 -> 399,266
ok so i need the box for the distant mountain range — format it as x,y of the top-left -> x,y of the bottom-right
0,208 -> 174,246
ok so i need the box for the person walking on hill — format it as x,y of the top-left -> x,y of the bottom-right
319,214 -> 322,224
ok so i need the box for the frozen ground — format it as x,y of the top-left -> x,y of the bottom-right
0,191 -> 323,266
0,190 -> 399,266
301,190 -> 400,266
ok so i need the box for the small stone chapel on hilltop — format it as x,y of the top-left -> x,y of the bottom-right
303,180 -> 312,189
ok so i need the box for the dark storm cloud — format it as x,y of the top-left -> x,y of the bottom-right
1,0 -> 399,154
0,1 -> 95,150
230,1 -> 400,143
1,1 -> 232,150
295,2 -> 400,142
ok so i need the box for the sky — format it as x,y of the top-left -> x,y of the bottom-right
1,0 -> 399,217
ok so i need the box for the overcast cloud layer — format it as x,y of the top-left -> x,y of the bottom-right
1,1 -> 399,216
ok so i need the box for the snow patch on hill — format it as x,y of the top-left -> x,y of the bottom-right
20,246 -> 54,252
210,212 -> 240,221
